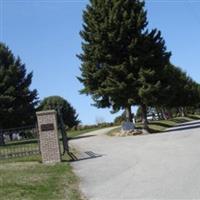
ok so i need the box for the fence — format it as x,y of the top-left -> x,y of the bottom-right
0,125 -> 40,160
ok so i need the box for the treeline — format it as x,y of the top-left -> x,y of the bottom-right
78,0 -> 200,132
136,106 -> 200,122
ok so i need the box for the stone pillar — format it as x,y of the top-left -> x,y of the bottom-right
36,110 -> 61,164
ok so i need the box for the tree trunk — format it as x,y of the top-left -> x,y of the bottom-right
157,107 -> 164,120
168,109 -> 173,119
183,107 -> 187,116
0,131 -> 5,146
125,106 -> 132,122
141,104 -> 149,133
57,108 -> 69,154
180,107 -> 185,117
176,107 -> 179,117
164,107 -> 169,119
161,108 -> 166,119
9,133 -> 13,141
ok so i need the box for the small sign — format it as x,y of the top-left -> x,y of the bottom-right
41,123 -> 54,132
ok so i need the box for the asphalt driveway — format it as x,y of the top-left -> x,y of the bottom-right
71,121 -> 200,200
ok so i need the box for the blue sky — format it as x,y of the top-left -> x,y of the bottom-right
1,0 -> 200,125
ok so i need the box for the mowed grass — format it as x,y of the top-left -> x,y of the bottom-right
0,157 -> 84,200
108,115 -> 200,135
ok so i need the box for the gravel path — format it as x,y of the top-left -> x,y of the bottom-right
71,121 -> 200,200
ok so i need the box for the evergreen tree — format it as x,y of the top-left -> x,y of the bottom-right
0,43 -> 38,144
150,64 -> 200,118
37,96 -> 80,128
79,0 -> 172,131
78,0 -> 148,123
164,65 -> 200,114
0,43 -> 38,129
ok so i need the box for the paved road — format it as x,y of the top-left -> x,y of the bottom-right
71,121 -> 200,200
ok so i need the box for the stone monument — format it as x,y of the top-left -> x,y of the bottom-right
121,121 -> 135,134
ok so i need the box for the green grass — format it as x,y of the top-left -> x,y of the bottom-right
0,156 -> 84,200
108,116 -> 200,135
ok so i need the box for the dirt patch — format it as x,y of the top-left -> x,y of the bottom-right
111,129 -> 143,137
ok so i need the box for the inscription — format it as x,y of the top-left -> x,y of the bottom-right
41,123 -> 54,132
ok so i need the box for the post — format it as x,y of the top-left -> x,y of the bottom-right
57,107 -> 69,154
36,110 -> 61,164
141,104 -> 149,133
0,130 -> 5,146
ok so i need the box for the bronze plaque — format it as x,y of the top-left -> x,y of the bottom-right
41,123 -> 54,132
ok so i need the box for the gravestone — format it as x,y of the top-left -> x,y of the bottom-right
121,121 -> 135,134
36,110 -> 61,164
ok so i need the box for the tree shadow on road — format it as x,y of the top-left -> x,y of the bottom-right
150,122 -> 173,128
67,151 -> 104,162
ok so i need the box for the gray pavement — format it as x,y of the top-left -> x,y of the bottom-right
71,121 -> 200,200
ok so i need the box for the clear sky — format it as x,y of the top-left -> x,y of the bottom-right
1,0 -> 200,125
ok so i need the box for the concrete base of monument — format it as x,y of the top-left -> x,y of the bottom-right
118,130 -> 143,136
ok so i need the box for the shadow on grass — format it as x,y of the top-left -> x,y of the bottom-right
171,118 -> 190,123
148,128 -> 162,134
150,122 -> 173,128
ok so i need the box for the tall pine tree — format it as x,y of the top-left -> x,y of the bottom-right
79,0 -> 172,131
0,43 -> 38,130
78,0 -> 148,123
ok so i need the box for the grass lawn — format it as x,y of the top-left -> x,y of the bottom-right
0,156 -> 84,200
108,115 -> 200,136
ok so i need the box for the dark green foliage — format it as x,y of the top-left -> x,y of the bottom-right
0,43 -> 38,129
162,65 -> 200,109
137,29 -> 171,106
79,0 -> 171,129
78,0 -> 148,113
38,96 -> 80,128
